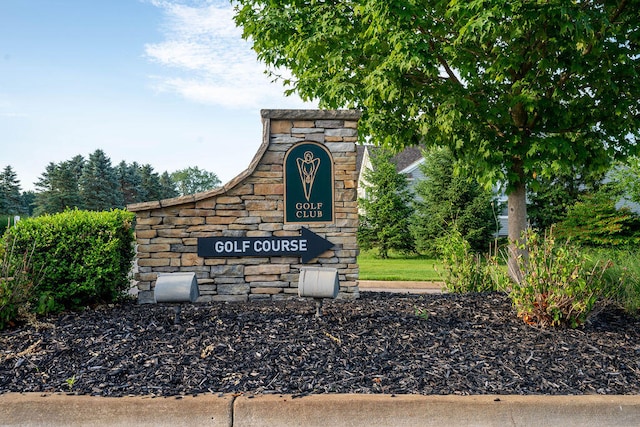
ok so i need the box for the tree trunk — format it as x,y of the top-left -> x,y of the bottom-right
507,170 -> 528,282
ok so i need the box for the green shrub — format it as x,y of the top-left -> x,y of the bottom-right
435,228 -> 502,293
0,238 -> 40,329
3,209 -> 135,313
583,247 -> 640,314
508,229 -> 610,328
554,192 -> 640,246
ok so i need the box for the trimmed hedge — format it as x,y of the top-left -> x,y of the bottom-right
3,209 -> 135,313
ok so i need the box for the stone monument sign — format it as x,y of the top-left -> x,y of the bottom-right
127,109 -> 361,303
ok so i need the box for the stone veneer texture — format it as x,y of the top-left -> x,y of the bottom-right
127,109 -> 361,303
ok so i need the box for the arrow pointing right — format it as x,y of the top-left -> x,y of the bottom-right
197,227 -> 334,263
300,227 -> 334,263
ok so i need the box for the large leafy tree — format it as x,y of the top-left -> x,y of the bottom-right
234,0 -> 640,270
412,146 -> 496,255
358,148 -> 415,258
170,166 -> 221,196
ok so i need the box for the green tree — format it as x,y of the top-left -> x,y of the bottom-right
235,0 -> 640,271
159,171 -> 179,199
554,186 -> 640,246
527,166 -> 605,230
358,148 -> 415,258
138,164 -> 163,201
170,166 -> 221,196
0,166 -> 23,215
412,146 -> 496,256
20,191 -> 36,217
34,162 -> 63,215
34,157 -> 84,215
116,161 -> 144,205
611,156 -> 640,206
79,149 -> 124,211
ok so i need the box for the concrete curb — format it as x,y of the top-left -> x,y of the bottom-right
2,393 -> 640,427
0,393 -> 233,427
234,394 -> 640,427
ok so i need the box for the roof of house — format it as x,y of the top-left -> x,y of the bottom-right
356,144 -> 367,173
392,146 -> 424,172
356,144 -> 424,174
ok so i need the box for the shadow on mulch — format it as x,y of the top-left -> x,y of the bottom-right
1,292 -> 639,397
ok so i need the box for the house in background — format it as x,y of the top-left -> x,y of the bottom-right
356,145 -> 425,200
356,144 -> 508,237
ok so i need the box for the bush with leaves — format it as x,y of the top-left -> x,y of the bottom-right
3,209 -> 135,313
435,228 -> 503,293
610,156 -> 640,206
0,238 -> 40,330
508,229 -> 611,328
582,246 -> 640,315
554,189 -> 640,246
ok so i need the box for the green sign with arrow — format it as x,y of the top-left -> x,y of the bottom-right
197,227 -> 334,263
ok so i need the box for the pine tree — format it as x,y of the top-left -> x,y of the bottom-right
79,149 -> 124,211
159,171 -> 179,199
20,191 -> 36,216
358,148 -> 415,258
59,155 -> 85,210
34,162 -> 60,215
138,164 -> 163,201
117,161 -> 145,205
34,159 -> 84,215
0,165 -> 23,215
527,167 -> 605,231
411,146 -> 496,256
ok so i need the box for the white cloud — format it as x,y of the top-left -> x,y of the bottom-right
0,112 -> 26,118
145,0 -> 310,109
0,95 -> 26,118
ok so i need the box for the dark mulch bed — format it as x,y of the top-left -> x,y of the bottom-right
1,292 -> 639,397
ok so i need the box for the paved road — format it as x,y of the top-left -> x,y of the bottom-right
358,280 -> 443,294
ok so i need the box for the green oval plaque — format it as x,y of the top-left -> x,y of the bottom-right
284,142 -> 335,224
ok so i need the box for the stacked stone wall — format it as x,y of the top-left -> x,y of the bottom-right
128,109 -> 361,303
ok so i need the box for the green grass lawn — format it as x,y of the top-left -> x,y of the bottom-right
357,249 -> 443,281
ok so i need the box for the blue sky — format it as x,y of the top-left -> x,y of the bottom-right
1,0 -> 314,191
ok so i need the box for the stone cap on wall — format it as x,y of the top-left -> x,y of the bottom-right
127,109 -> 361,212
261,109 -> 362,120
